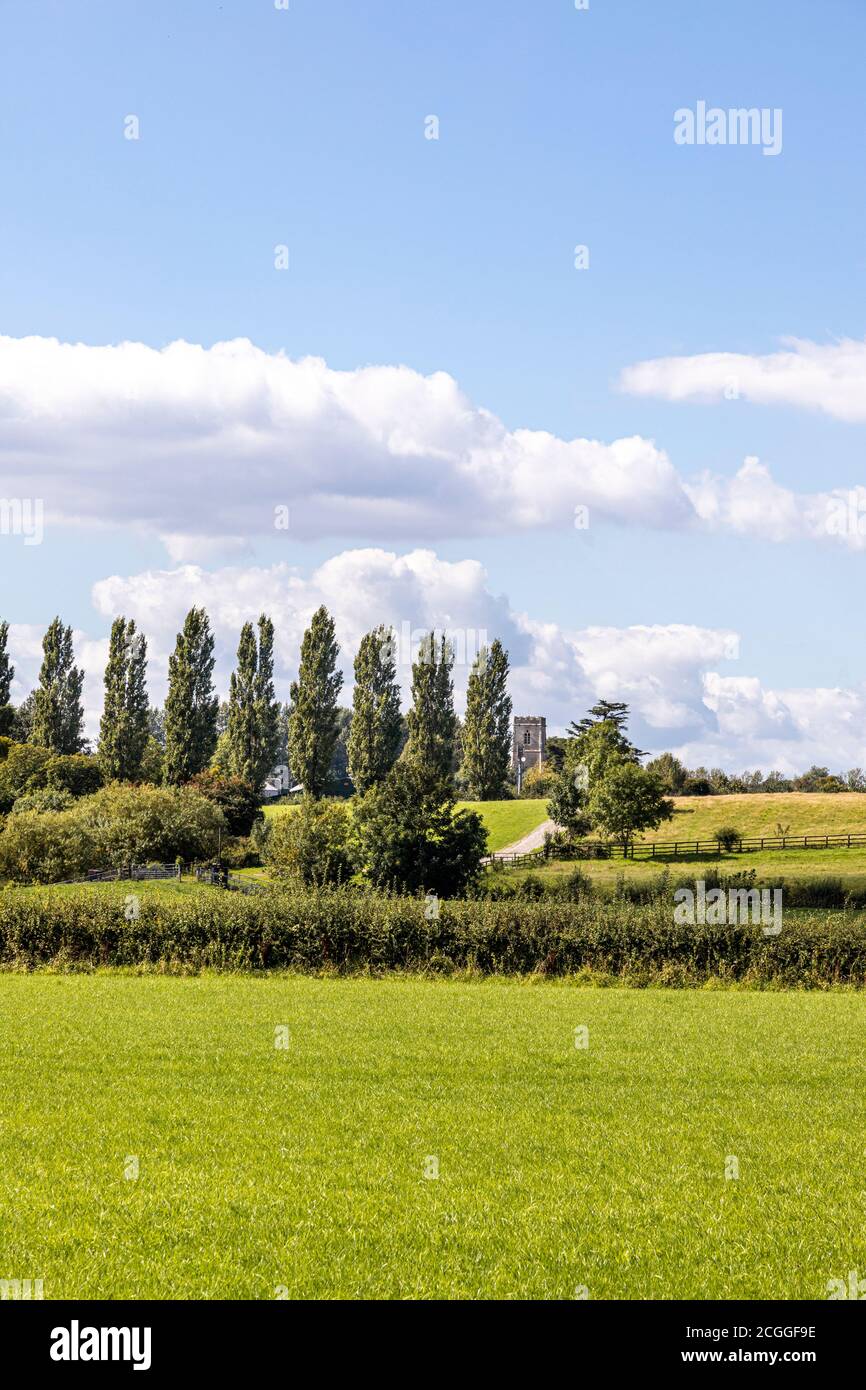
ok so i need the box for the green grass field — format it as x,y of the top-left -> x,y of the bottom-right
263,797 -> 548,853
644,792 -> 866,843
1,974 -> 865,1300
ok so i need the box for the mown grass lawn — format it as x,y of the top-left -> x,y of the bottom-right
1,975 -> 864,1300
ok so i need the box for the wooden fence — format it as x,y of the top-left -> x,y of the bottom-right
488,830 -> 866,867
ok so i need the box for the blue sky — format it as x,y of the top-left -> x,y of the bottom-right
1,0 -> 865,766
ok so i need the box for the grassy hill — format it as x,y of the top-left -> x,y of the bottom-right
643,792 -> 866,843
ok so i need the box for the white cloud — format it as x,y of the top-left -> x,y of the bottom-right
0,333 -> 691,551
620,336 -> 866,423
3,332 -> 866,554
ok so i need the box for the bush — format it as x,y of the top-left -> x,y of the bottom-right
0,811 -> 96,883
1,886 -> 865,986
10,787 -> 75,815
0,743 -> 52,811
714,826 -> 742,851
265,798 -> 354,886
0,782 -> 226,883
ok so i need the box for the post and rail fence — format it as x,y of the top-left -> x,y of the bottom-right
488,830 -> 866,867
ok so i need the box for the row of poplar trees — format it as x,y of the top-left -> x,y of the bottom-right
0,609 -> 514,799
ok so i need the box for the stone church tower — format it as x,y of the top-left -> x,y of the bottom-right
512,715 -> 547,772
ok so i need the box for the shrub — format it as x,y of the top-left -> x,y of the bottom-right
81,783 -> 226,866
0,782 -> 225,882
265,797 -> 354,886
0,811 -> 96,883
188,771 -> 263,837
0,743 -> 52,811
714,826 -> 742,852
10,787 -> 75,815
521,762 -> 557,799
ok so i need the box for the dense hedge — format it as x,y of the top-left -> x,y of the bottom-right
2,886 -> 866,985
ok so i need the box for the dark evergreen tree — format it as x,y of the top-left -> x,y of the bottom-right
0,620 -> 14,735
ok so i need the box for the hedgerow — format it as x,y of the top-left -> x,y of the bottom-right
2,886 -> 866,986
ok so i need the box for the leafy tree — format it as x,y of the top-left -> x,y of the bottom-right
403,632 -> 457,784
286,606 -> 343,798
46,753 -> 103,798
587,761 -> 674,854
226,615 -> 281,790
99,617 -> 149,781
0,620 -> 14,735
30,618 -> 85,754
547,717 -> 632,836
646,751 -> 689,795
11,691 -> 36,743
0,743 -> 53,812
164,608 -> 219,784
265,798 -> 355,886
354,761 -> 487,897
138,737 -> 165,786
459,640 -> 512,800
567,700 -> 646,759
347,626 -> 403,794
188,770 -> 263,837
147,705 -> 166,749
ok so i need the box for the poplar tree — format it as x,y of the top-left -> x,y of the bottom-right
99,617 -> 150,780
30,617 -> 85,754
347,625 -> 402,794
0,620 -> 13,734
286,606 -> 343,798
459,639 -> 512,799
163,608 -> 219,785
226,614 -> 281,789
403,632 -> 456,784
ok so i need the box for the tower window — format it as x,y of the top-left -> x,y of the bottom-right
523,730 -> 531,745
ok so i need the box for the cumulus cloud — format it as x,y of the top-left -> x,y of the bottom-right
0,333 -> 692,553
3,332 -> 866,554
620,336 -> 866,423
